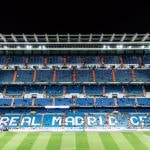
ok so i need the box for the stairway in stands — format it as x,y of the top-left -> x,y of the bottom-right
114,98 -> 118,106
32,98 -> 35,107
40,114 -> 44,127
103,86 -> 106,97
11,98 -> 14,107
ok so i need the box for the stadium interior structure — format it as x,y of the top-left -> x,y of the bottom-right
0,33 -> 150,131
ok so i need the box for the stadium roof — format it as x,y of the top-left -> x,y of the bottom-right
0,33 -> 150,43
0,34 -> 150,51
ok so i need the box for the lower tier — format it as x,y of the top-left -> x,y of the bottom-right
0,113 -> 149,129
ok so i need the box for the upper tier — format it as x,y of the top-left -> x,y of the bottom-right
0,55 -> 150,65
0,68 -> 150,84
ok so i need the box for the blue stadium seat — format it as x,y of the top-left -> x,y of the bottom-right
0,70 -> 13,83
16,70 -> 33,82
67,85 -> 83,94
96,70 -> 112,82
76,70 -> 93,82
36,70 -> 53,82
138,98 -> 150,106
34,98 -> 53,106
96,98 -> 114,106
76,98 -> 94,106
46,86 -> 63,95
0,98 -> 11,106
14,98 -> 32,107
86,85 -> 103,95
56,70 -> 72,82
117,98 -> 135,106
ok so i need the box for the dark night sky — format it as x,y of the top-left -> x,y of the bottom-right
0,1 -> 150,34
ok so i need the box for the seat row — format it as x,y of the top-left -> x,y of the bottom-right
0,113 -> 149,128
0,69 -> 150,83
0,55 -> 150,65
1,85 -> 146,96
0,98 -> 150,107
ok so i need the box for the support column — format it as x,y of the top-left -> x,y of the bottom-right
72,68 -> 76,82
44,57 -> 48,67
63,56 -> 67,67
112,66 -> 116,82
92,68 -> 96,82
53,68 -> 56,82
131,67 -> 136,82
120,56 -> 124,68
13,67 -> 17,82
32,98 -> 35,107
25,56 -> 28,67
33,67 -> 37,82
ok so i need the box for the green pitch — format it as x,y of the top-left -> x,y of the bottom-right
0,132 -> 149,150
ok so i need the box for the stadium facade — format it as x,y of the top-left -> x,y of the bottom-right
0,33 -> 149,131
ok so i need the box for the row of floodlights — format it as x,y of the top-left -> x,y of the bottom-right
1,45 -> 150,49
2,45 -> 47,49
102,45 -> 149,49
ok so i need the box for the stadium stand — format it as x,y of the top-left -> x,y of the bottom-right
0,34 -> 150,131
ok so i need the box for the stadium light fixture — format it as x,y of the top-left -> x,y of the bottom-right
26,45 -> 32,49
4,46 -> 8,49
141,45 -> 145,49
42,45 -> 46,49
108,45 -> 111,49
117,45 -> 123,49
103,45 -> 111,49
38,46 -> 42,49
103,45 -> 106,49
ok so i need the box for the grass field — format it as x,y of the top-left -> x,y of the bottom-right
0,132 -> 149,150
